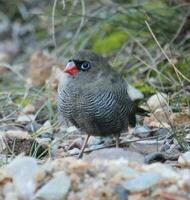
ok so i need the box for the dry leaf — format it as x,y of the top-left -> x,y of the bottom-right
29,51 -> 58,86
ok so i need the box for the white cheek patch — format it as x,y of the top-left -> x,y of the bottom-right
127,83 -> 144,101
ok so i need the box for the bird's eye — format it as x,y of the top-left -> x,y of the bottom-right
81,61 -> 91,71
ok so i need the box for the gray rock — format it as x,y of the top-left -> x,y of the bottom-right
85,148 -> 145,163
123,172 -> 161,192
133,125 -> 151,138
147,93 -> 168,110
6,156 -> 38,200
118,166 -> 138,179
68,148 -> 80,155
88,136 -> 102,146
178,151 -> 190,167
33,171 -> 71,200
16,114 -> 35,123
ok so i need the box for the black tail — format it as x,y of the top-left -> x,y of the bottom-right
135,106 -> 150,117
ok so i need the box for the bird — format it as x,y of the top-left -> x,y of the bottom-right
57,50 -> 140,158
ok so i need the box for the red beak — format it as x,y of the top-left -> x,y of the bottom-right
64,61 -> 78,75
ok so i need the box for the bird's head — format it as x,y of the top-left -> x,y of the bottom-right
64,50 -> 109,76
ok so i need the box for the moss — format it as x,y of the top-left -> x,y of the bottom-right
92,31 -> 128,54
132,81 -> 156,94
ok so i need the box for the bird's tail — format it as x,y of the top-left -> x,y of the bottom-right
135,106 -> 150,116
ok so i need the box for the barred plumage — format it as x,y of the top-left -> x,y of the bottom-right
57,50 -> 136,157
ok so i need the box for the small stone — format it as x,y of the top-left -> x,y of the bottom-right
35,138 -> 51,148
68,148 -> 80,155
88,136 -> 102,146
178,151 -> 190,167
117,166 -> 138,179
17,114 -> 35,123
123,172 -> 161,192
5,130 -> 31,140
0,135 -> 6,153
23,104 -> 35,114
179,169 -> 190,188
143,163 -> 179,181
85,148 -> 145,163
170,113 -> 190,126
0,169 -> 12,185
66,126 -> 78,134
133,125 -> 151,138
147,93 -> 168,110
3,182 -> 18,200
68,138 -> 83,150
25,122 -> 42,133
33,171 -> 71,200
36,120 -> 53,137
6,156 -> 39,199
186,134 -> 190,139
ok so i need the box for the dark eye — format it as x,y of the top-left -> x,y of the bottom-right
81,61 -> 91,71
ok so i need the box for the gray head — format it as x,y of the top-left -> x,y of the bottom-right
64,50 -> 111,77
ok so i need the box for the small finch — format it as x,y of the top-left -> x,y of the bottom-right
57,50 -> 139,158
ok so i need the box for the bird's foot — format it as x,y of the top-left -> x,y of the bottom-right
77,134 -> 90,159
115,134 -> 120,148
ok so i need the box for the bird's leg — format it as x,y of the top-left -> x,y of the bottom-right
115,134 -> 120,148
78,134 -> 90,159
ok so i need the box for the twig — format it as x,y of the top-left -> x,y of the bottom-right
145,20 -> 190,84
66,136 -> 165,157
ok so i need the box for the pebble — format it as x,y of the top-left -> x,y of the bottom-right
123,172 -> 161,192
0,135 -> 6,153
1,151 -> 189,199
143,163 -> 179,181
88,136 -> 102,146
36,120 -> 53,138
68,148 -> 80,155
25,122 -> 42,133
33,171 -> 71,200
23,104 -> 35,114
85,148 -> 145,163
66,126 -> 78,134
178,151 -> 190,167
4,130 -> 31,140
147,92 -> 168,110
6,156 -> 39,199
16,114 -> 35,123
117,166 -> 138,179
133,125 -> 151,138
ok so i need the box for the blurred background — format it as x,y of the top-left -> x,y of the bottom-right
1,0 -> 190,90
0,0 -> 190,158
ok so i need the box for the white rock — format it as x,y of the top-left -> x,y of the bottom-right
123,172 -> 161,192
127,83 -> 144,101
68,148 -> 80,155
35,138 -> 51,147
143,163 -> 179,181
88,136 -> 102,146
133,125 -> 151,138
23,104 -> 35,114
185,134 -> 190,139
147,93 -> 168,110
0,135 -> 6,153
3,182 -> 18,200
66,126 -> 78,133
17,114 -> 35,123
36,120 -> 53,135
5,130 -> 31,140
33,171 -> 71,200
178,151 -> 190,167
6,156 -> 38,200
